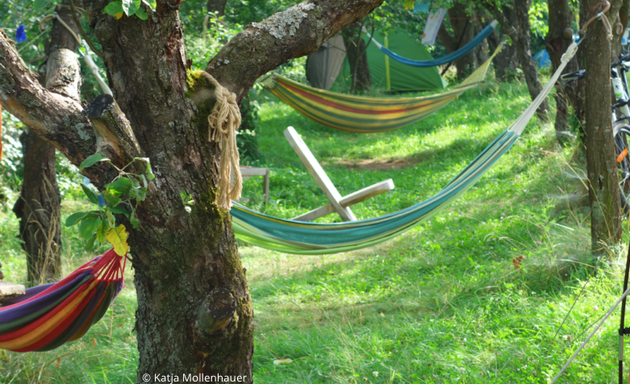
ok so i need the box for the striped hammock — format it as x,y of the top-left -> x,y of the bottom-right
0,249 -> 124,352
262,45 -> 501,133
233,42 -> 578,255
365,21 -> 498,68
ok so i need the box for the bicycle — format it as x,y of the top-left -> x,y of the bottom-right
561,53 -> 630,211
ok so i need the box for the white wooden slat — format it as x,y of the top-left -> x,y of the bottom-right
284,127 -> 356,221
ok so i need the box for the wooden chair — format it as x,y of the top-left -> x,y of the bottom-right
240,166 -> 270,204
284,126 -> 395,222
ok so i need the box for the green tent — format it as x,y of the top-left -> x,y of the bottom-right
343,29 -> 447,92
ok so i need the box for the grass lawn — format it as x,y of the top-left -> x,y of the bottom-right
1,77 -> 628,383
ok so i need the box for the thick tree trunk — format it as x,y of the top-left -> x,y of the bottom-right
0,0 -> 386,379
342,24 -> 371,93
12,133 -> 61,283
583,0 -> 623,253
12,1 -> 83,283
546,0 -> 579,146
482,0 -> 549,120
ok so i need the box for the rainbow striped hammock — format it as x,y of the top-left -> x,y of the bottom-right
233,43 -> 578,255
261,46 -> 501,133
0,249 -> 124,352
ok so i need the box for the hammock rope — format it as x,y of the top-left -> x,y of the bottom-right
364,20 -> 498,68
0,248 -> 124,352
262,45 -> 502,133
233,41 -> 578,255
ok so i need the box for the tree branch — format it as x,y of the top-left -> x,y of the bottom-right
0,30 -> 137,183
206,0 -> 385,101
0,30 -> 94,166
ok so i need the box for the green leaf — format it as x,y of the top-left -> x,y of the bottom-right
109,206 -> 130,217
103,1 -> 123,15
127,0 -> 141,16
106,225 -> 130,256
79,215 -> 101,239
80,153 -> 108,170
97,224 -> 107,243
33,0 -> 49,11
135,6 -> 148,20
104,193 -> 121,207
66,212 -> 88,227
122,0 -> 132,15
129,215 -> 140,229
110,177 -> 133,195
106,209 -> 116,228
84,234 -> 97,252
81,184 -> 100,205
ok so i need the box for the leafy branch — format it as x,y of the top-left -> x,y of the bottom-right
66,153 -> 155,255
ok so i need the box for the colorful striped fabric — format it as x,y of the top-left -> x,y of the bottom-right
232,42 -> 579,255
0,248 -> 124,352
262,45 -> 501,133
365,21 -> 498,68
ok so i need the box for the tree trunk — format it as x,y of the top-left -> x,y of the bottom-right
12,133 -> 61,283
207,0 -> 228,16
546,0 -> 579,146
583,0 -> 623,253
436,2 -> 481,79
487,29 -> 519,82
0,0 -> 386,378
12,1 -> 83,283
482,0 -> 550,120
342,24 -> 371,93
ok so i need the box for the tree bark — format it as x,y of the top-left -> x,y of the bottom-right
0,0 -> 387,380
482,0 -> 550,120
12,1 -> 84,283
487,28 -> 519,81
12,132 -> 61,283
582,0 -> 623,253
546,0 -> 579,146
342,24 -> 371,93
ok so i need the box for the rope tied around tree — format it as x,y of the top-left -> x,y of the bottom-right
199,71 -> 242,210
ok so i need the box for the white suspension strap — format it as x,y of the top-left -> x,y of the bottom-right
551,286 -> 630,383
508,42 -> 578,136
198,71 -> 242,210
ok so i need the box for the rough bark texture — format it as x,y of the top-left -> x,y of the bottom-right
12,133 -> 61,283
482,0 -> 549,120
0,0 -> 387,380
12,1 -> 84,283
342,24 -> 371,93
546,0 -> 579,146
583,0 -> 623,253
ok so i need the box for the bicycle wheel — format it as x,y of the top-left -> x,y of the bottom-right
614,123 -> 630,212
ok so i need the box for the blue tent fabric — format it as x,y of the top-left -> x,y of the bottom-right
533,50 -> 550,68
367,21 -> 498,68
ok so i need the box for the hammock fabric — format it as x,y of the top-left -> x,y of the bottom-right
233,42 -> 579,255
0,248 -> 124,352
366,21 -> 498,68
262,46 -> 501,133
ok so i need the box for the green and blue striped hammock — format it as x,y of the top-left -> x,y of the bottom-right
233,43 -> 578,255
364,21 -> 498,68
262,46 -> 501,133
